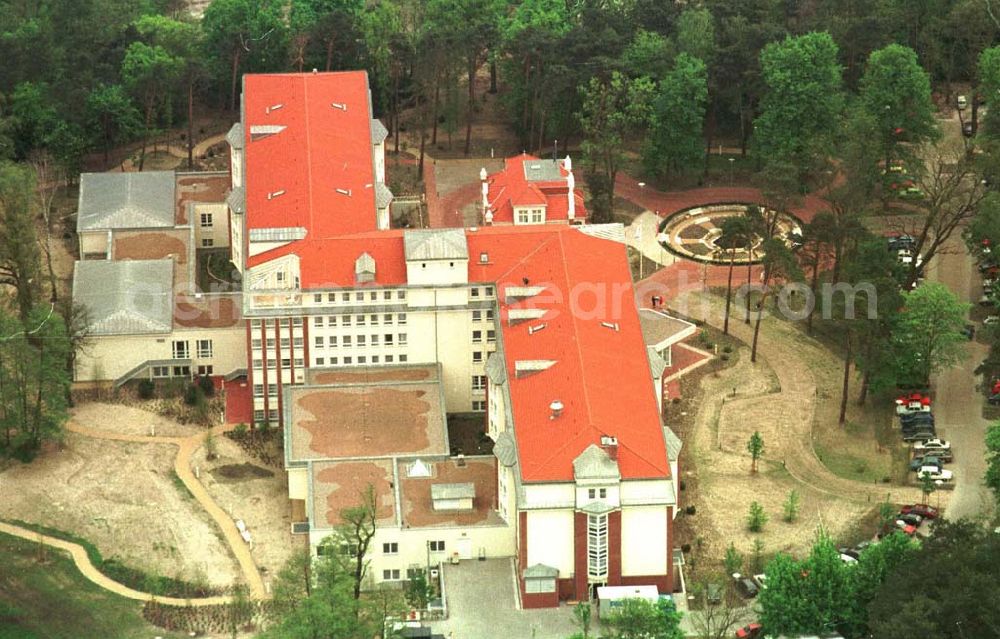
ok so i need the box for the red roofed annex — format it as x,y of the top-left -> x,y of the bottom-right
223,71 -> 680,607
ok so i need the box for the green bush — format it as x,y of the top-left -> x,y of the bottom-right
183,384 -> 204,407
137,379 -> 155,399
722,345 -> 733,353
197,375 -> 215,397
233,423 -> 248,437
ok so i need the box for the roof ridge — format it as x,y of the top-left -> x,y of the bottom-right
559,231 -> 595,427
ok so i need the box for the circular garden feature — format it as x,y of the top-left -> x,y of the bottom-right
657,202 -> 803,266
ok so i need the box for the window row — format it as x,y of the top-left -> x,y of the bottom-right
469,286 -> 494,299
471,309 -> 495,322
313,312 -> 407,328
252,358 -> 305,370
172,339 -> 213,359
313,333 -> 408,348
251,337 -> 304,350
311,290 -> 407,305
315,354 -> 408,367
249,318 -> 303,329
471,330 -> 496,343
252,409 -> 280,422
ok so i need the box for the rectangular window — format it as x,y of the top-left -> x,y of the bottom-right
370,291 -> 377,301
472,400 -> 486,411
383,290 -> 392,300
398,313 -> 407,325
486,309 -> 495,321
267,359 -> 277,369
473,351 -> 483,363
268,409 -> 279,421
530,208 -> 544,223
200,212 -> 213,227
279,319 -> 290,327
485,286 -> 494,297
253,384 -> 264,397
372,355 -> 380,363
293,337 -> 304,347
470,287 -> 480,298
358,355 -> 367,364
382,569 -> 401,580
382,542 -> 398,554
329,316 -> 337,326
250,319 -> 262,329
316,357 -> 325,365
588,514 -> 608,580
329,336 -> 338,348
472,310 -> 482,322
399,354 -> 408,363
429,541 -> 446,552
201,238 -> 214,248
600,488 -> 607,498
386,354 -> 395,363
472,330 -> 482,343
342,316 -> 352,327
314,316 -> 324,327
314,336 -> 324,348
152,366 -> 170,378
588,489 -> 596,499
472,375 -> 486,391
330,357 -> 339,365
357,335 -> 366,347
314,293 -> 323,304
487,330 -> 496,343
371,334 -> 380,346
328,293 -> 336,302
397,333 -> 407,346
383,313 -> 393,325
370,314 -> 379,326
276,272 -> 285,283
384,334 -> 394,345
281,358 -> 291,368
253,409 -> 265,421
197,365 -> 213,376
196,340 -> 213,358
344,356 -> 353,365
294,358 -> 304,367
341,293 -> 350,302
357,315 -> 366,326
173,365 -> 190,377
292,318 -> 303,327
279,337 -> 290,348
251,338 -> 262,350
172,340 -> 189,359
516,210 -> 530,224
397,290 -> 406,300
343,335 -> 352,347
268,385 -> 278,396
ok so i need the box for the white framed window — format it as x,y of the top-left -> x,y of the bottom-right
485,286 -> 494,297
382,569 -> 401,580
358,335 -> 367,347
294,358 -> 304,367
314,293 -> 323,304
197,365 -> 213,376
314,336 -> 324,348
525,577 -> 556,594
268,409 -> 279,420
486,309 -> 495,321
267,359 -> 277,369
369,291 -> 377,301
293,337 -> 304,347
250,319 -> 262,329
472,330 -> 482,343
330,357 -> 339,365
398,313 -> 407,325
383,542 -> 398,554
342,316 -> 352,327
200,212 -> 213,227
370,314 -> 379,325
399,354 -> 408,363
253,409 -> 265,421
372,355 -> 380,363
516,210 -> 530,224
343,335 -> 352,347
328,293 -> 337,302
472,375 -> 486,391
251,338 -> 262,350
173,365 -> 190,377
201,238 -> 214,248
487,330 -> 496,343
279,319 -> 290,327
429,541 -> 445,552
588,514 -> 608,580
383,314 -> 393,325
386,355 -> 395,363
268,385 -> 278,396
358,356 -> 367,364
292,318 -> 303,327
530,208 -> 544,223
253,384 -> 264,397
172,340 -> 189,359
473,351 -> 483,363
152,366 -> 170,378
371,334 -> 380,346
316,357 -> 326,365
344,356 -> 353,364
276,272 -> 285,283
472,311 -> 482,322
279,337 -> 290,348
472,400 -> 486,411
330,336 -> 339,348
383,290 -> 392,300
341,292 -> 350,302
398,333 -> 407,346
397,290 -> 406,300
196,340 -> 213,358
281,358 -> 290,368
314,316 -> 324,327
470,287 -> 480,298
357,315 -> 366,326
384,334 -> 394,345
329,316 -> 338,326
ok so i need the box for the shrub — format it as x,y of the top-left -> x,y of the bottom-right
233,423 -> 248,437
197,375 -> 215,397
685,505 -> 697,515
747,501 -> 768,532
722,345 -> 733,353
183,383 -> 204,407
782,490 -> 800,523
720,353 -> 730,361
137,379 -> 155,399
680,543 -> 692,553
724,542 -> 743,575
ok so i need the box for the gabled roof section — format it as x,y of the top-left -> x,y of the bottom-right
227,186 -> 245,214
485,352 -> 507,385
524,564 -> 559,579
77,172 -> 176,232
647,346 -> 667,379
243,72 -> 378,242
431,483 -> 475,500
73,259 -> 173,335
484,153 -> 588,224
573,445 -> 621,482
371,118 -> 389,144
226,122 -> 244,149
640,309 -> 697,350
404,229 -> 468,261
375,182 -> 394,208
663,426 -> 683,462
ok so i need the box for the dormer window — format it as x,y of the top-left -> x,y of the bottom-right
515,206 -> 546,225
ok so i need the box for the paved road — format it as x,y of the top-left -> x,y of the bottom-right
929,236 -> 996,521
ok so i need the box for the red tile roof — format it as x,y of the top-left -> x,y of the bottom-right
485,153 -> 587,224
243,72 -> 378,239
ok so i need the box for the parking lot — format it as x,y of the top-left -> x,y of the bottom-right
427,559 -> 580,639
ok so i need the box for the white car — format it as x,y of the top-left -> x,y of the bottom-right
913,438 -> 951,452
958,95 -> 968,109
919,467 -> 954,482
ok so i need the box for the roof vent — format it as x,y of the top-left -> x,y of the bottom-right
336,188 -> 352,196
528,323 -> 546,334
479,252 -> 489,264
530,164 -> 541,170
469,226 -> 479,232
312,68 -> 318,73
550,400 -> 564,419
267,189 -> 285,200
331,102 -> 347,111
515,359 -> 556,378
601,321 -> 620,331
266,103 -> 284,113
456,454 -> 466,468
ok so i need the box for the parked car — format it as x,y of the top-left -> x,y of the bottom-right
958,94 -> 968,109
902,429 -> 936,443
837,547 -> 860,560
900,412 -> 935,425
900,504 -> 939,519
913,438 -> 951,452
839,553 -> 859,564
887,234 -> 916,251
752,573 -> 767,590
897,512 -> 923,526
986,315 -> 1000,326
735,623 -> 763,639
909,455 -> 943,472
914,449 -> 953,463
737,577 -> 759,598
895,392 -> 932,415
919,467 -> 954,482
880,520 -> 918,538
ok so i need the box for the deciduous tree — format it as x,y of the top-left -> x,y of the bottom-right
643,53 -> 708,180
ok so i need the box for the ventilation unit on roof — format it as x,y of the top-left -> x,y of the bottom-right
601,321 -> 620,332
336,188 -> 352,196
528,323 -> 546,335
267,189 -> 285,200
550,400 -> 564,419
330,102 -> 347,110
266,103 -> 284,113
530,164 -> 541,170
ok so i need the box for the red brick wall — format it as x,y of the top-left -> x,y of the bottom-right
608,510 -> 622,586
574,511 -> 588,601
522,590 -> 559,609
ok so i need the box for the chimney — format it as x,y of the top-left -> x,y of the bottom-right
565,155 -> 575,221
549,400 -> 564,420
480,167 -> 489,223
601,435 -> 618,461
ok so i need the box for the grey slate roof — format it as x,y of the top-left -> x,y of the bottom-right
371,118 -> 389,144
226,122 -> 244,150
493,431 -> 517,467
73,259 -> 173,335
523,564 -> 559,579
640,309 -> 696,348
403,229 -> 468,261
576,222 -> 625,243
485,352 -> 507,385
431,482 -> 475,500
227,186 -> 245,214
573,444 -> 621,481
647,346 -> 667,379
77,172 -> 176,232
523,159 -> 564,182
248,227 -> 307,242
375,182 -> 394,208
663,426 -> 683,461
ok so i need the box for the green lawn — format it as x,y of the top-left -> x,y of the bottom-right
0,532 -> 182,639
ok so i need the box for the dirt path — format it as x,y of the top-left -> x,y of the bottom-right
0,522 -> 232,607
64,419 -> 268,599
668,290 -> 926,507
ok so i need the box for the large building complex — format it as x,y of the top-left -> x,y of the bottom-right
70,71 -> 684,607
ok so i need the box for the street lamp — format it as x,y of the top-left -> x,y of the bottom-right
728,157 -> 735,185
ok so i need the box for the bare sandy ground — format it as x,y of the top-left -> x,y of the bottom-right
71,403 -> 203,438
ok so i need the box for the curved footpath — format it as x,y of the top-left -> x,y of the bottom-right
1,418 -> 268,605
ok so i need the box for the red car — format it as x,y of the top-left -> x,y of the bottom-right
736,623 -> 763,639
895,393 -> 931,415
900,503 -> 939,519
